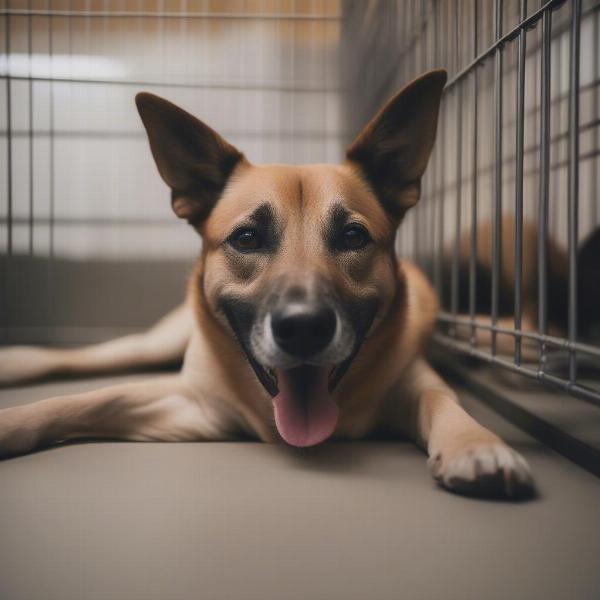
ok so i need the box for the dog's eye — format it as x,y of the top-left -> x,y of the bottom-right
340,224 -> 370,251
229,228 -> 263,252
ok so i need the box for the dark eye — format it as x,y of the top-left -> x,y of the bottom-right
229,228 -> 263,252
340,224 -> 370,251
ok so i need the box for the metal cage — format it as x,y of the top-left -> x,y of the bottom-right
345,0 -> 600,410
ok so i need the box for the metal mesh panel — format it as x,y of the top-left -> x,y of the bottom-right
0,0 -> 342,342
344,0 -> 600,405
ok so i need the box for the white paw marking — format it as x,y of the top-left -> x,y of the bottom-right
429,444 -> 535,499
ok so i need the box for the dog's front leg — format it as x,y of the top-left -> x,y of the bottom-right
0,376 -> 225,458
386,358 -> 535,498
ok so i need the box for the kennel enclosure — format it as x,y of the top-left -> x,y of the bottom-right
2,0 -> 600,471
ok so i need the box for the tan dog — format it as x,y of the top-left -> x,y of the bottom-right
0,70 -> 533,498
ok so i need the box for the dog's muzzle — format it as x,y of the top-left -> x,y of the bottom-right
221,287 -> 378,448
250,297 -> 357,448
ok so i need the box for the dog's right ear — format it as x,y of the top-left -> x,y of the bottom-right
135,92 -> 245,225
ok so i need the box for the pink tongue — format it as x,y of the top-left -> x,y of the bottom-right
273,367 -> 338,447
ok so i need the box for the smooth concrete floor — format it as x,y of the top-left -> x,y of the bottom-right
1,373 -> 599,600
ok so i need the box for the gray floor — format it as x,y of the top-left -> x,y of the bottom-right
1,374 -> 600,600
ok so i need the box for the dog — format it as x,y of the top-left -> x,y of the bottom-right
0,70 -> 534,498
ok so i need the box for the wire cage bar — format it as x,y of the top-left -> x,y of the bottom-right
344,0 -> 600,406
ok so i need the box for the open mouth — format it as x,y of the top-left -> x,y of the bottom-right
246,352 -> 364,448
250,358 -> 353,398
248,363 -> 340,447
251,358 -> 359,448
221,298 -> 377,448
272,365 -> 338,447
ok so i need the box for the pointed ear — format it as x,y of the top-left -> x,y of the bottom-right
135,92 -> 245,225
346,69 -> 447,220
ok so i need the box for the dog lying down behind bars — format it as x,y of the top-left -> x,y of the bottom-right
441,219 -> 600,370
0,70 -> 535,499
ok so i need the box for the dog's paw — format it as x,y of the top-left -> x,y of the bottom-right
428,442 -> 535,499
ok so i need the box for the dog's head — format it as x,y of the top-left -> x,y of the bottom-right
136,70 -> 446,447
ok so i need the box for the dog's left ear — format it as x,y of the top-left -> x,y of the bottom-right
136,92 -> 245,226
346,69 -> 447,220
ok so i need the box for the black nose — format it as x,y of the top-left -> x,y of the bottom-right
271,303 -> 337,358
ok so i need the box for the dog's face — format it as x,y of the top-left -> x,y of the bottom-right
200,163 -> 393,447
136,69 -> 446,447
